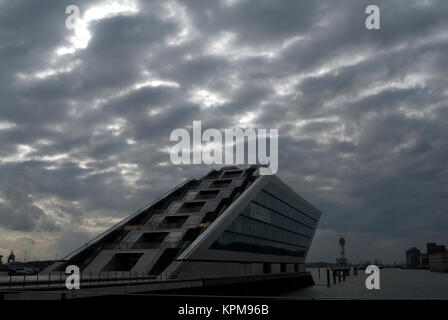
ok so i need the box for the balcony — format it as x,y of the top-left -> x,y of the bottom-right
103,240 -> 189,250
145,215 -> 189,230
145,222 -> 185,230
178,202 -> 205,213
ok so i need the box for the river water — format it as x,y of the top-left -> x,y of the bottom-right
281,268 -> 448,299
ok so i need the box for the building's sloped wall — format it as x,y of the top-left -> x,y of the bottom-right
171,176 -> 321,279
50,166 -> 261,276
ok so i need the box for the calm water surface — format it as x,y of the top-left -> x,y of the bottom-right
281,268 -> 448,299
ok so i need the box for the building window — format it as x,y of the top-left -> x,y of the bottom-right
249,203 -> 271,223
294,263 -> 299,272
178,201 -> 205,213
210,179 -> 232,188
240,263 -> 251,274
263,263 -> 271,274
280,263 -> 286,273
204,170 -> 221,179
210,231 -> 306,257
102,253 -> 143,271
222,170 -> 243,178
159,215 -> 188,229
195,190 -> 219,200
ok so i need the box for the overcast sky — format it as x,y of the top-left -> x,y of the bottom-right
0,0 -> 447,264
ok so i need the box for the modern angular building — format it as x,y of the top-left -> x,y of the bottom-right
406,247 -> 421,267
427,243 -> 448,273
46,165 -> 321,283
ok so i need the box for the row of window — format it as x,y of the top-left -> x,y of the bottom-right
240,262 -> 301,274
226,214 -> 310,248
246,202 -> 271,223
263,262 -> 301,273
212,231 -> 306,257
246,203 -> 314,237
253,190 -> 317,228
263,182 -> 320,221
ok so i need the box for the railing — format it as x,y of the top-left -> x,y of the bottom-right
102,240 -> 189,250
0,240 -> 194,290
144,222 -> 185,230
0,270 -> 184,290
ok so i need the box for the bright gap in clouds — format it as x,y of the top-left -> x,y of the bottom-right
238,111 -> 259,126
164,1 -> 195,46
56,0 -> 139,55
16,60 -> 82,81
190,89 -> 228,108
0,121 -> 17,130
206,31 -> 277,59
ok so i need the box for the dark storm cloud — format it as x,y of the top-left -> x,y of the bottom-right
174,0 -> 319,46
0,182 -> 59,232
0,0 -> 447,262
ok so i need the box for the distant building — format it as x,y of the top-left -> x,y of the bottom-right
7,250 -> 15,264
406,247 -> 421,267
421,254 -> 429,268
427,243 -> 446,255
427,243 -> 448,273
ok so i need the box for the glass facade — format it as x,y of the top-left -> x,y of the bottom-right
253,190 -> 318,228
211,182 -> 319,257
263,182 -> 320,221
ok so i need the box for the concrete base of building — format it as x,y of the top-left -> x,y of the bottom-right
151,272 -> 314,296
1,272 -> 314,300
